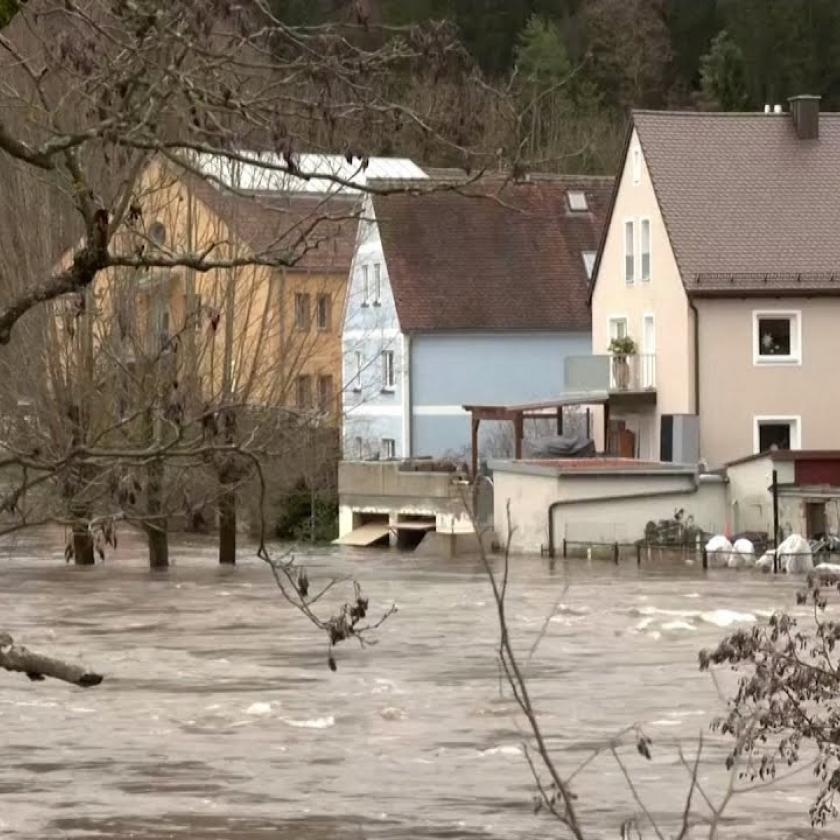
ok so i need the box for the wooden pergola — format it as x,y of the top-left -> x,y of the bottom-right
463,393 -> 610,477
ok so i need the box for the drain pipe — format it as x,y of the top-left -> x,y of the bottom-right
689,300 -> 700,415
546,476 -> 701,558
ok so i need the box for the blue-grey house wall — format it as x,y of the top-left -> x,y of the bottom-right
342,198 -> 407,458
410,331 -> 592,457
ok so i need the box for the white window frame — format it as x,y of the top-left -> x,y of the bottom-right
608,315 -> 628,342
641,312 -> 656,388
623,219 -> 635,285
361,264 -> 369,306
381,438 -> 396,459
752,310 -> 802,366
382,350 -> 395,391
352,350 -> 362,392
632,147 -> 642,185
640,217 -> 651,282
753,415 -> 802,454
373,263 -> 382,305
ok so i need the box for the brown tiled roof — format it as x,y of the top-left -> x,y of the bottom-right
183,172 -> 359,274
633,110 -> 840,292
370,177 -> 611,332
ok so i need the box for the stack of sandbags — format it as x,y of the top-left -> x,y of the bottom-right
728,538 -> 756,569
705,535 -> 733,568
777,534 -> 813,574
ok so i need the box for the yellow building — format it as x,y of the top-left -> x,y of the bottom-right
56,158 -> 358,423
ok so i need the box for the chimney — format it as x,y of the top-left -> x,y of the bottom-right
789,94 -> 821,139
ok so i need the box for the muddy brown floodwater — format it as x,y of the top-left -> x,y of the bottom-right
0,527 -> 835,839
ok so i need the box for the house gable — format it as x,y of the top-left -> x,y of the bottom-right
591,126 -> 693,420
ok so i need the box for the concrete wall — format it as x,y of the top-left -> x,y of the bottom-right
492,463 -> 726,554
725,456 -> 793,534
342,197 -> 407,457
697,297 -> 840,467
410,331 -> 591,457
590,128 -> 695,459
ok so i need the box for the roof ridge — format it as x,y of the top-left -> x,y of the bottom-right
633,108 -> 840,118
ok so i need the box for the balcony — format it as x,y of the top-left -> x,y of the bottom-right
565,354 -> 657,406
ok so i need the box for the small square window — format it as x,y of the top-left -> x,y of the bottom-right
567,190 -> 588,212
755,417 -> 800,453
753,311 -> 801,364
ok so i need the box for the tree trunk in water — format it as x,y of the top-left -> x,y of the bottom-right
146,523 -> 169,569
146,458 -> 169,569
72,522 -> 94,566
219,484 -> 236,565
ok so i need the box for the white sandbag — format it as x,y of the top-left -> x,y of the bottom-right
755,551 -> 774,573
777,534 -> 813,574
728,538 -> 756,569
705,535 -> 732,568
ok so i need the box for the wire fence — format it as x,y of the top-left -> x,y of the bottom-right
554,537 -> 840,572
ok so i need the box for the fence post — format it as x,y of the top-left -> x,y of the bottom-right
614,541 -> 620,565
636,543 -> 641,566
702,547 -> 708,570
562,538 -> 567,559
772,469 -> 779,574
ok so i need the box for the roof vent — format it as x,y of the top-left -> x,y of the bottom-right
789,94 -> 821,140
773,104 -> 783,114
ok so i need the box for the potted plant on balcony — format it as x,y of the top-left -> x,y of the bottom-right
608,335 -> 636,390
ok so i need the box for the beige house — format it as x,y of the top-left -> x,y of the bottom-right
590,96 -> 840,468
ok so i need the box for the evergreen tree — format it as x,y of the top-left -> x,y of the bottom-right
699,30 -> 749,110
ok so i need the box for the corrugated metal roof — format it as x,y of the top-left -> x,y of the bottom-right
192,152 -> 428,195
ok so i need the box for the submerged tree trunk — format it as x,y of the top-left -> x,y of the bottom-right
218,483 -> 236,565
72,520 -> 95,566
146,457 -> 169,569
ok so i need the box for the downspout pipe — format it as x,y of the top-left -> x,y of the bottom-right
546,476 -> 701,558
689,300 -> 700,416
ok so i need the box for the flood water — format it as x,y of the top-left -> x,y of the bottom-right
0,528 -> 835,839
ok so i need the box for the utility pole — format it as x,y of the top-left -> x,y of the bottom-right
771,469 -> 779,574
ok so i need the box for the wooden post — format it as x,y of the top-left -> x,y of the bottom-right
636,542 -> 641,566
613,541 -> 619,565
603,402 -> 611,455
470,414 -> 480,478
556,406 -> 564,436
772,468 -> 779,574
702,547 -> 708,570
514,411 -> 524,460
562,537 -> 567,558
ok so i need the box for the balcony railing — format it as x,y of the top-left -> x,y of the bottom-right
565,353 -> 656,393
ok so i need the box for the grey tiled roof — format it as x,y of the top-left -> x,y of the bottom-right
634,110 -> 840,291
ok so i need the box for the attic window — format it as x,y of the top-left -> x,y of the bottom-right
582,251 -> 597,280
567,191 -> 588,212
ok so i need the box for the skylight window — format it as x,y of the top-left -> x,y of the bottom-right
567,190 -> 588,212
582,251 -> 597,280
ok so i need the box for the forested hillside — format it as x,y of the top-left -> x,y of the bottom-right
5,1 -> 837,172
271,0 -> 840,173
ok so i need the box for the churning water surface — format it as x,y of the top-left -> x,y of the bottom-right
0,528 -> 834,839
